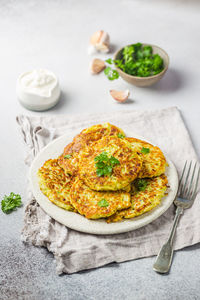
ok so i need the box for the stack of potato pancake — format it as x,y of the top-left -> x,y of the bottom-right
38,123 -> 168,222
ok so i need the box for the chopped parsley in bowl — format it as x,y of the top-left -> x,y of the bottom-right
104,43 -> 169,87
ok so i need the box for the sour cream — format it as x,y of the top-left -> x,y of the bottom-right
17,69 -> 61,111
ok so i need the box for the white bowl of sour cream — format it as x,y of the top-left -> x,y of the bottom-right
16,69 -> 61,111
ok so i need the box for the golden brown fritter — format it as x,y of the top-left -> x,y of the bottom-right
58,123 -> 125,176
125,138 -> 167,178
37,124 -> 168,223
107,174 -> 168,223
37,159 -> 75,211
70,178 -> 131,219
78,136 -> 142,191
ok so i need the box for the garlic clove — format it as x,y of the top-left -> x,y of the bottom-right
89,30 -> 110,53
88,45 -> 97,55
110,89 -> 130,103
90,30 -> 103,45
90,58 -> 106,74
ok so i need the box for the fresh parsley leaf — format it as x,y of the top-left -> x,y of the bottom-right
96,163 -> 112,177
135,179 -> 148,191
141,147 -> 150,154
134,43 -> 142,50
117,133 -> 125,139
123,45 -> 135,63
98,199 -> 109,207
104,165 -> 113,175
136,49 -> 144,60
105,58 -> 113,64
94,152 -> 120,177
153,70 -> 162,75
104,66 -> 111,75
143,46 -> 152,58
95,161 -> 105,169
96,169 -> 105,177
104,67 -> 119,81
114,59 -> 126,72
64,154 -> 72,159
109,156 -> 120,167
153,54 -> 163,71
1,192 -> 22,214
94,151 -> 109,162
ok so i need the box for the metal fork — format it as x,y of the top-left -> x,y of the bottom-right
153,161 -> 200,274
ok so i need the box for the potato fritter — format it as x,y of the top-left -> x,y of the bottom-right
78,136 -> 142,191
37,124 -> 169,223
107,175 -> 168,222
70,178 -> 131,219
37,159 -> 75,211
58,123 -> 125,176
125,138 -> 167,178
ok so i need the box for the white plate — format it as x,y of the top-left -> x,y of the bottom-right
30,131 -> 178,235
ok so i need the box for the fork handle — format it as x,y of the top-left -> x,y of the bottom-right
153,206 -> 184,273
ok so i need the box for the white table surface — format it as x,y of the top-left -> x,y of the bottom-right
0,1 -> 200,299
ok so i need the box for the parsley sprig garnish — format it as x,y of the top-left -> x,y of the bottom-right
94,151 -> 120,177
64,154 -> 72,159
1,192 -> 22,214
135,179 -> 148,191
141,147 -> 150,154
117,133 -> 125,139
98,199 -> 109,207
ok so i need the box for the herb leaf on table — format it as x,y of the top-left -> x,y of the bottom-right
104,67 -> 119,81
1,192 -> 22,214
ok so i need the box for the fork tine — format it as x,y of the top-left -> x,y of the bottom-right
191,166 -> 200,200
178,161 -> 187,196
180,161 -> 192,197
185,162 -> 197,198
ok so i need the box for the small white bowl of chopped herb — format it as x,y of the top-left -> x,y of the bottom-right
108,43 -> 169,87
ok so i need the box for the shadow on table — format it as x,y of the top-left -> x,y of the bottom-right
109,44 -> 118,54
180,242 -> 200,252
74,262 -> 120,276
148,68 -> 184,93
115,98 -> 135,105
50,91 -> 72,112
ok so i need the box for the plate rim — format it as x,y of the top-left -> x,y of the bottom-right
29,131 -> 179,235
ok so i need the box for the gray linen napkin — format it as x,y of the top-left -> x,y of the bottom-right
16,107 -> 200,274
